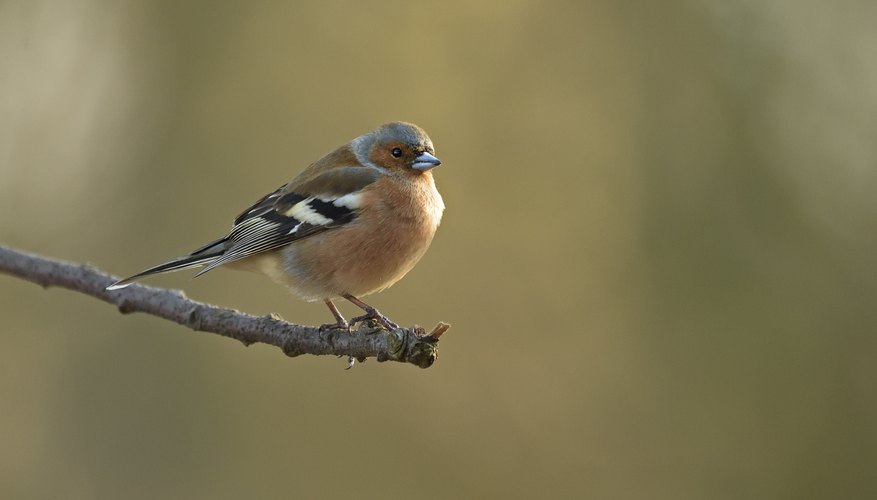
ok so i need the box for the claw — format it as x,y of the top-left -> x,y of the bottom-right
319,320 -> 349,332
343,294 -> 399,331
349,311 -> 398,331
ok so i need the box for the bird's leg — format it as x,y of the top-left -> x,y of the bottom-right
321,299 -> 356,367
343,294 -> 399,331
320,298 -> 350,331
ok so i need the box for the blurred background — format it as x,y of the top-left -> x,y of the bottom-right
2,0 -> 876,498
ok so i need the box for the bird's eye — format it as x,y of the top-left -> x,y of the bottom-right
391,147 -> 403,158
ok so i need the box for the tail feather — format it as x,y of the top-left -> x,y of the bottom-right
106,238 -> 228,290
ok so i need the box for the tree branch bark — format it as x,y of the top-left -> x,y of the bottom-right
0,245 -> 448,368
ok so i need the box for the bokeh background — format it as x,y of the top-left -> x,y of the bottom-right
2,1 -> 877,498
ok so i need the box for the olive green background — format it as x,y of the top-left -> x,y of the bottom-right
2,1 -> 876,499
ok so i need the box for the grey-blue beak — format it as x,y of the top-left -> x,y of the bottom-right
412,151 -> 441,171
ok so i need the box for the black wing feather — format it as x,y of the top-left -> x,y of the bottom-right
198,166 -> 382,276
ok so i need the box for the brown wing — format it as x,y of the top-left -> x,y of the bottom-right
194,166 -> 383,276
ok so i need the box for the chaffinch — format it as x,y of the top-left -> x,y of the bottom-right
107,122 -> 444,331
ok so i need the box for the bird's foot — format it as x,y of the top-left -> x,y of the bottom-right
321,299 -> 350,332
319,319 -> 350,332
349,307 -> 399,331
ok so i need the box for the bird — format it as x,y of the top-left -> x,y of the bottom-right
107,121 -> 444,331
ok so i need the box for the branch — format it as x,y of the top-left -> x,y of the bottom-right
0,245 -> 448,368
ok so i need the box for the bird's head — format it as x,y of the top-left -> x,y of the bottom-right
352,122 -> 441,174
